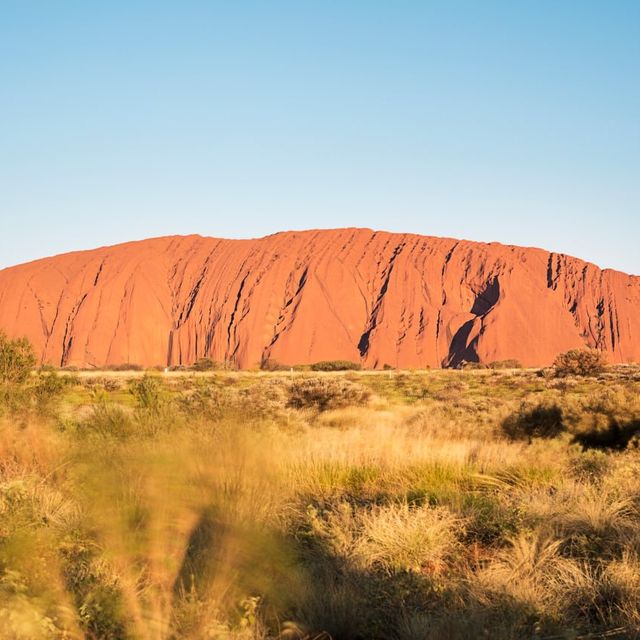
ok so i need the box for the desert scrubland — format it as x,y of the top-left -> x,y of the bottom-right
1,343 -> 640,640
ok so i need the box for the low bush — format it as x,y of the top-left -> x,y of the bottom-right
79,401 -> 134,439
554,349 -> 607,377
32,371 -> 70,414
178,382 -> 235,420
287,377 -> 371,411
310,360 -> 362,372
568,449 -> 611,482
0,331 -> 36,384
190,358 -> 236,371
238,381 -> 287,419
488,359 -> 523,369
129,375 -> 163,412
307,501 -> 460,574
502,401 -> 565,441
178,380 -> 287,423
106,363 -> 143,372
83,376 -> 123,392
459,361 -> 488,370
260,358 -> 291,371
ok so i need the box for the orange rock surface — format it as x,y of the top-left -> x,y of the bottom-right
0,229 -> 638,368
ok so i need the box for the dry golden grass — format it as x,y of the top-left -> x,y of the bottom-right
0,367 -> 639,639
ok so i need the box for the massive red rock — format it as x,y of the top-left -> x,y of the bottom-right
0,229 -> 638,368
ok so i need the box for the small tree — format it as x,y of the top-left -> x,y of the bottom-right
553,348 -> 607,377
0,331 -> 36,384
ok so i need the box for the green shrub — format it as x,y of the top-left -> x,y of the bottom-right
461,494 -> 523,545
32,371 -> 69,414
0,332 -> 36,384
129,375 -> 163,411
79,401 -> 134,439
502,401 -> 566,441
0,383 -> 31,416
287,377 -> 371,411
554,349 -> 607,377
310,360 -> 362,372
59,540 -> 129,639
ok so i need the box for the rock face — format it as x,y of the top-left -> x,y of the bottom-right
0,229 -> 638,368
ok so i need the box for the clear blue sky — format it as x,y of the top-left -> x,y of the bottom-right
1,1 -> 639,273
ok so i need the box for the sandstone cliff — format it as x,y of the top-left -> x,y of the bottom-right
0,229 -> 638,368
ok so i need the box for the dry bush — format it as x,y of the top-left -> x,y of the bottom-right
82,375 -> 124,392
567,448 -> 611,483
554,487 -> 637,557
179,381 -> 237,420
488,359 -> 523,370
260,358 -> 290,372
310,361 -> 362,372
554,348 -> 607,377
190,357 -> 237,371
106,363 -> 144,372
460,361 -> 488,370
287,377 -> 371,412
238,381 -> 288,419
178,380 -> 288,425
